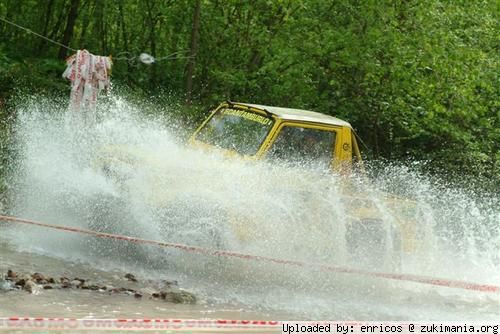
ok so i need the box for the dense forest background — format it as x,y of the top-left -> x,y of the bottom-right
0,0 -> 498,191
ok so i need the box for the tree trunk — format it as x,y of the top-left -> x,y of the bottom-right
58,0 -> 81,59
94,0 -> 106,54
100,2 -> 107,54
79,0 -> 94,48
117,0 -> 132,80
2,0 -> 18,39
49,1 -> 69,41
145,0 -> 158,88
38,0 -> 55,52
185,0 -> 201,105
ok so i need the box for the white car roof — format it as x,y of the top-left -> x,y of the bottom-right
232,102 -> 352,128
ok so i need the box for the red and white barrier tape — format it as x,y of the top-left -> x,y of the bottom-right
0,215 -> 498,294
0,318 -> 280,331
1,318 -> 498,331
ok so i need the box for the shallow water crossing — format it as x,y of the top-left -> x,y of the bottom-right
0,97 -> 499,321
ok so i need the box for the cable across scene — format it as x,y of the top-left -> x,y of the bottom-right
0,16 -> 77,52
0,15 -> 193,64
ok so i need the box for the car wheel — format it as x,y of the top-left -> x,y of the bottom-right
346,218 -> 402,272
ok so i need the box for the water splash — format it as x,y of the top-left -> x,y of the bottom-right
2,95 -> 499,319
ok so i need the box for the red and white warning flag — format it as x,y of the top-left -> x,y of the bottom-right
62,49 -> 112,111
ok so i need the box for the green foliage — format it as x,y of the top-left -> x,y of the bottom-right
0,0 -> 497,190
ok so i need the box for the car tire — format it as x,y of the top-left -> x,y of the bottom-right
346,218 -> 402,272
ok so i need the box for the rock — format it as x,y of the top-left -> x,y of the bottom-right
15,279 -> 26,287
1,270 -> 196,303
31,273 -> 46,283
32,272 -> 44,280
70,278 -> 85,288
160,290 -> 196,304
31,274 -> 48,285
7,270 -> 17,280
73,278 -> 85,285
124,273 -> 137,282
70,280 -> 82,288
156,279 -> 177,289
23,280 -> 40,294
123,289 -> 136,296
110,287 -> 127,294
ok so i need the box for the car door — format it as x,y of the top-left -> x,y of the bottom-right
264,122 -> 340,170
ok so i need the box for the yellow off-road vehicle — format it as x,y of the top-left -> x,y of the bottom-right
95,101 -> 419,270
188,102 -> 418,267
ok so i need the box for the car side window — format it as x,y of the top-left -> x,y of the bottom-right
268,126 -> 336,169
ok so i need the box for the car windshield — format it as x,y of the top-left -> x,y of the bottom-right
195,107 -> 274,155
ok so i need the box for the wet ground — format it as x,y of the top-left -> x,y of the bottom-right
1,230 -> 499,324
0,238 -> 286,322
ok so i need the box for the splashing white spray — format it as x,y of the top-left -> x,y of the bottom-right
2,96 -> 499,320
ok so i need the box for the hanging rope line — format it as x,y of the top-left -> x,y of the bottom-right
0,15 -> 77,52
112,50 -> 193,66
0,15 -> 192,65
